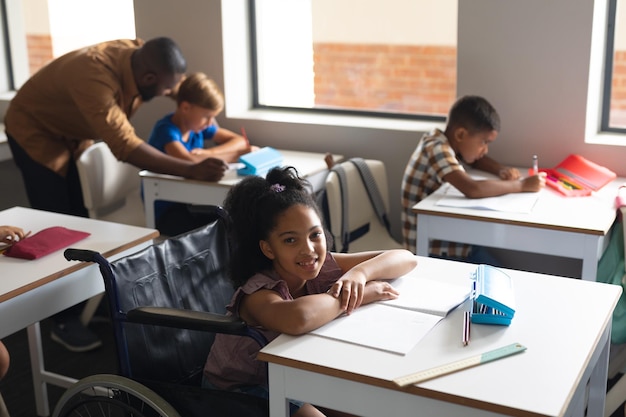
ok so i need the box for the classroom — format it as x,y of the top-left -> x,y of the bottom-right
1,0 -> 626,416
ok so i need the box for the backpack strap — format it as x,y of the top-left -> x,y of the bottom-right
330,163 -> 350,253
329,158 -> 391,253
348,158 -> 391,231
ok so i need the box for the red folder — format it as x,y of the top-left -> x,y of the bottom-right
537,154 -> 616,197
3,226 -> 90,260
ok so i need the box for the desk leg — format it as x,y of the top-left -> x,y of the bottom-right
267,364 -> 291,417
581,235 -> 603,281
416,215 -> 430,256
587,326 -> 610,417
27,323 -> 50,417
142,178 -> 157,228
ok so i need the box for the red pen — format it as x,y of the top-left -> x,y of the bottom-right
240,127 -> 250,148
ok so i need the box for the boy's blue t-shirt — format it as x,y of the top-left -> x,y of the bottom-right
147,113 -> 220,221
148,113 -> 219,152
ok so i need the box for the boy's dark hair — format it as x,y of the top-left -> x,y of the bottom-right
224,166 -> 332,287
446,95 -> 501,134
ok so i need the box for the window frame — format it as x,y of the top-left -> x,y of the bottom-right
601,0 -> 622,133
247,0 -> 446,124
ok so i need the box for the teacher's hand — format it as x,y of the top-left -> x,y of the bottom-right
190,157 -> 228,182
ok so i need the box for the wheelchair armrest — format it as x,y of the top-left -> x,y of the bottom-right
127,306 -> 250,335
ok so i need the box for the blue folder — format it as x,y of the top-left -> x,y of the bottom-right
237,147 -> 284,176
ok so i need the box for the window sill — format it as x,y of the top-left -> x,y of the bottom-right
585,131 -> 626,147
227,107 -> 444,133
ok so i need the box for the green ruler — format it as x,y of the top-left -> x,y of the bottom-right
393,343 -> 527,387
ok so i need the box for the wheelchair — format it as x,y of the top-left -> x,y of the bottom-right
53,206 -> 269,417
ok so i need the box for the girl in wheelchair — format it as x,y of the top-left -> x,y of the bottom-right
203,166 -> 417,416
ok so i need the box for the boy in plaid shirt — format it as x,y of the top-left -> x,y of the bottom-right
401,95 -> 545,260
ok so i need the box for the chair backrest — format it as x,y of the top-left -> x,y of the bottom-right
76,142 -> 144,226
324,158 -> 403,252
105,208 -> 232,384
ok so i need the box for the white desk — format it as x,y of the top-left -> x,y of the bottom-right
0,206 -> 159,416
141,149 -> 343,228
259,256 -> 621,417
413,175 -> 625,280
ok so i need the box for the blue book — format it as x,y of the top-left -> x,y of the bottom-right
470,265 -> 516,326
237,147 -> 283,176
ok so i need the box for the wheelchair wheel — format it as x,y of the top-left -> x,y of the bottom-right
52,374 -> 181,417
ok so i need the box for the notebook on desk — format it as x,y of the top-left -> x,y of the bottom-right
310,274 -> 471,355
435,183 -> 539,213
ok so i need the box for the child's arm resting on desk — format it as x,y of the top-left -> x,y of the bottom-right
471,155 -> 520,180
444,169 -> 545,199
239,250 -> 415,335
330,249 -> 417,313
191,128 -> 257,163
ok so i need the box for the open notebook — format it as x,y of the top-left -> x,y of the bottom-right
310,274 -> 471,355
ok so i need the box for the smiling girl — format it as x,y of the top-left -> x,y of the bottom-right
203,167 -> 416,417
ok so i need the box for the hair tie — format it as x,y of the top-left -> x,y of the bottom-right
270,183 -> 286,193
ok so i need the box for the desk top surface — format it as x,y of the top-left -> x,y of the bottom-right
413,172 -> 625,235
259,256 -> 621,416
140,149 -> 343,186
0,207 -> 159,302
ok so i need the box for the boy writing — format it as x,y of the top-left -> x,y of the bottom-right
148,72 -> 252,163
401,95 -> 545,260
147,72 -> 257,236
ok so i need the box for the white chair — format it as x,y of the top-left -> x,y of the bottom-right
76,142 -> 145,227
324,158 -> 403,253
75,142 -> 146,324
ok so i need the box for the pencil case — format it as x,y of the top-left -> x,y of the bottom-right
535,154 -> 616,197
237,147 -> 283,176
3,226 -> 90,260
470,265 -> 515,326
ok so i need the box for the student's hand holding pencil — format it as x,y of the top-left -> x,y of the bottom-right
520,172 -> 546,192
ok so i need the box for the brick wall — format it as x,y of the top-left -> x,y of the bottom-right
611,50 -> 626,127
26,34 -> 53,75
313,43 -> 456,116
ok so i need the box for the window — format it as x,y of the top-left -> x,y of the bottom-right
0,1 -> 12,92
0,0 -> 135,93
603,0 -> 626,131
251,0 -> 457,120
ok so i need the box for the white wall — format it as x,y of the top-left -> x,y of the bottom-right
21,0 -> 135,57
47,0 -> 135,56
312,0 -> 457,45
457,0 -> 621,171
22,0 -> 49,34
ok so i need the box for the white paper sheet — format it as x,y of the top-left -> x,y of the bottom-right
310,303 -> 443,355
435,184 -> 539,213
382,276 -> 470,316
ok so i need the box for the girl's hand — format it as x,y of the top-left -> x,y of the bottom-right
328,270 -> 367,314
362,281 -> 399,305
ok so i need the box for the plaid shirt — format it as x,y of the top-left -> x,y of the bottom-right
401,129 -> 471,258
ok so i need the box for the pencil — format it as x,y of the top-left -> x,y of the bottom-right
462,310 -> 471,346
240,126 -> 250,148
